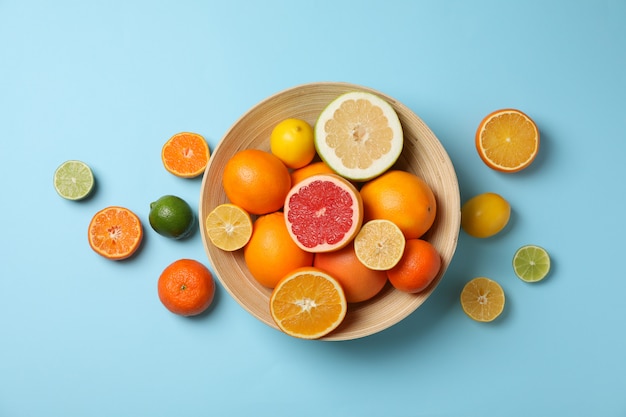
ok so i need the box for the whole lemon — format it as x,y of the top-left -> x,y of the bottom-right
149,195 -> 195,239
461,192 -> 510,238
270,118 -> 316,169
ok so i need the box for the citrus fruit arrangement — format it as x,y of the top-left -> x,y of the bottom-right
205,90 -> 445,339
55,132 -> 216,317
459,108 -> 550,322
53,83 -> 552,336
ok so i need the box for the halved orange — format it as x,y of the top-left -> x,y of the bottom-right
88,206 -> 143,260
162,132 -> 210,178
270,267 -> 347,339
475,109 -> 539,173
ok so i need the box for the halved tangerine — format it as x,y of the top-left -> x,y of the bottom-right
161,132 -> 210,178
88,206 -> 143,260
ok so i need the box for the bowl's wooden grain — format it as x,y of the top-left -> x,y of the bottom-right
199,82 -> 460,340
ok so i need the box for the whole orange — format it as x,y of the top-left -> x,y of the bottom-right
313,242 -> 388,303
222,149 -> 291,215
244,212 -> 314,288
360,170 -> 437,239
386,239 -> 441,293
290,161 -> 335,186
158,259 -> 215,316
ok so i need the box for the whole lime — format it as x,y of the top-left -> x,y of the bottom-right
149,195 -> 195,239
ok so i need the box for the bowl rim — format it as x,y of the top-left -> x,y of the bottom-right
199,81 -> 460,341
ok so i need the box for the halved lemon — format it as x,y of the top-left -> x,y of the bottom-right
460,277 -> 505,322
354,219 -> 406,271
204,203 -> 253,251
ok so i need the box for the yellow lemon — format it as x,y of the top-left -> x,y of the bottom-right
270,118 -> 316,169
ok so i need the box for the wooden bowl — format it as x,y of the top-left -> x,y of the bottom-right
199,82 -> 460,341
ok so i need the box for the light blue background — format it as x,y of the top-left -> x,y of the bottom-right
2,1 -> 625,416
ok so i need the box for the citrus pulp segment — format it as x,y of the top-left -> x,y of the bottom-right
88,206 -> 143,260
284,174 -> 363,253
205,203 -> 253,251
460,277 -> 505,322
513,245 -> 551,282
314,91 -> 403,181
270,267 -> 347,339
161,132 -> 210,178
354,219 -> 406,271
53,160 -> 94,200
475,109 -> 539,173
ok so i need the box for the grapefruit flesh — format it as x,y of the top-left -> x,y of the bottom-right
284,174 -> 363,253
314,91 -> 404,181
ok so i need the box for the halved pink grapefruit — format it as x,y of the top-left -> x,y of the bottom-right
284,174 -> 363,253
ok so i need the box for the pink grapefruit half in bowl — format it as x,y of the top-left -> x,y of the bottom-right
284,174 -> 363,253
199,82 -> 460,341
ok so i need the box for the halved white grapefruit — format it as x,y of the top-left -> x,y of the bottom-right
314,91 -> 403,181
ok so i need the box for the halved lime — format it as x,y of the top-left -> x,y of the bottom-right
53,160 -> 94,200
513,245 -> 551,282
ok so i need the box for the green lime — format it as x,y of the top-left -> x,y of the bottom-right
53,160 -> 95,200
513,245 -> 551,282
149,195 -> 195,239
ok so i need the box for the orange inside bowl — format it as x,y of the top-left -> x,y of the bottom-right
199,82 -> 460,341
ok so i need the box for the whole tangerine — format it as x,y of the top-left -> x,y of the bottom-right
386,239 -> 441,293
313,242 -> 388,303
222,149 -> 291,215
158,259 -> 215,316
244,212 -> 314,288
360,170 -> 437,239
